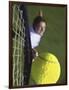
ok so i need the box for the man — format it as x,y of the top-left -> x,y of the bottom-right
30,10 -> 47,59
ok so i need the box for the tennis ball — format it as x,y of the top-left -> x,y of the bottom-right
31,52 -> 61,84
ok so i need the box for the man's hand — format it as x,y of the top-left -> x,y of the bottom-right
32,49 -> 38,59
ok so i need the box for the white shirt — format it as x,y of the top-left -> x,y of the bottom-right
29,26 -> 41,48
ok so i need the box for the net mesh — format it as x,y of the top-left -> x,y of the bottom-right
12,4 -> 25,86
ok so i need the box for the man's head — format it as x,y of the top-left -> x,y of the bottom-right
33,16 -> 47,36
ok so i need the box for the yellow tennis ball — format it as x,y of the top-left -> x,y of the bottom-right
31,52 -> 61,84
